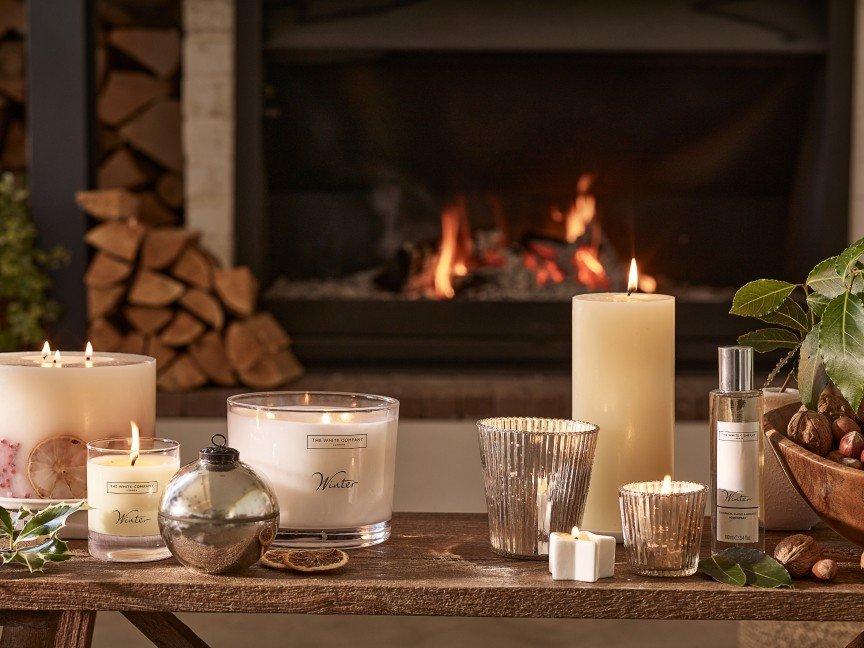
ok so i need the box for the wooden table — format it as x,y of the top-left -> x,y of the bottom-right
1,513 -> 863,647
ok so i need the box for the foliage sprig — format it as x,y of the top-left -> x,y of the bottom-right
0,501 -> 82,573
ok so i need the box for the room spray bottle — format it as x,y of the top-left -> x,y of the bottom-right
710,346 -> 764,553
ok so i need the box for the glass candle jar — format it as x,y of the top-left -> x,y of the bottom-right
227,392 -> 399,548
87,437 -> 180,562
618,478 -> 707,577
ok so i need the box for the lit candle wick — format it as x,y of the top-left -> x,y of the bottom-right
660,474 -> 672,495
84,341 -> 93,367
130,421 -> 140,466
627,258 -> 639,296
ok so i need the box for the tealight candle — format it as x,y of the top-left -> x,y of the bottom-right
87,424 -> 179,562
618,476 -> 706,577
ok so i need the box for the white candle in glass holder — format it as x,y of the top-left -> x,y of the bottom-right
0,345 -> 155,499
227,393 -> 398,541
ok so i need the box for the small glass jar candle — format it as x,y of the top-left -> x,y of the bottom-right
619,477 -> 707,577
227,392 -> 398,548
87,432 -> 180,562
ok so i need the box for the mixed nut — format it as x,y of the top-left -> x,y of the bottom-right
772,533 -> 837,581
786,386 -> 864,468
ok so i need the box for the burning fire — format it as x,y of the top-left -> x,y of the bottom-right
433,198 -> 474,299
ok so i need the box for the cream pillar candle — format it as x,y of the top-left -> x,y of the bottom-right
0,347 -> 156,499
573,262 -> 675,537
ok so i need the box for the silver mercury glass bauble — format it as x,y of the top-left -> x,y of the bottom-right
158,434 -> 279,574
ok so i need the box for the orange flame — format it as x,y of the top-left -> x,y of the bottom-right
433,198 -> 473,299
563,173 -> 596,244
573,246 -> 609,291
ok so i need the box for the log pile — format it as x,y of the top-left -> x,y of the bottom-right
0,0 -> 26,173
77,188 -> 304,392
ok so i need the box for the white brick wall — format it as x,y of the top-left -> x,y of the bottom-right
182,0 -> 235,265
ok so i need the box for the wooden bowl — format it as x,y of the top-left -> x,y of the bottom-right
765,401 -> 864,546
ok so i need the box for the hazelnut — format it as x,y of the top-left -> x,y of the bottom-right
786,407 -> 833,456
818,385 -> 855,421
842,457 -> 863,470
832,416 -> 861,443
811,558 -> 837,581
827,450 -> 845,464
773,534 -> 823,577
839,431 -> 864,458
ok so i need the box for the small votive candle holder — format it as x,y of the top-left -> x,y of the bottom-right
87,437 -> 180,562
618,478 -> 707,577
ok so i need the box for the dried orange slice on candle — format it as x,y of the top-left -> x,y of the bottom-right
27,435 -> 87,499
260,548 -> 348,573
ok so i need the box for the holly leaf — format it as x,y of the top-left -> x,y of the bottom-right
16,501 -> 83,544
807,257 -> 846,298
698,554 -> 747,586
836,236 -> 864,281
730,280 -> 796,317
760,299 -> 809,333
4,551 -> 46,573
737,328 -> 800,353
38,538 -> 72,562
716,547 -> 792,589
798,327 -> 828,410
819,292 -> 864,412
0,507 -> 14,539
807,292 -> 830,319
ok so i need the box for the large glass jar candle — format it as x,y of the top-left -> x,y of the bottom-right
227,392 -> 399,548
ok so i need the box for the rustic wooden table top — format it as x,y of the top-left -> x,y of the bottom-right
1,513 -> 862,621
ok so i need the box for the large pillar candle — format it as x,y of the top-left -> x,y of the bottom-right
572,287 -> 675,537
0,348 -> 155,499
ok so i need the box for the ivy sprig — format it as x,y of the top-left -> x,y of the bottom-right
0,501 -> 83,573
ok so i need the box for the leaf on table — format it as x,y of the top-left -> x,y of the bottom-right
819,292 -> 864,412
807,257 -> 846,298
730,280 -> 796,317
835,236 -> 864,282
737,328 -> 800,353
0,507 -> 14,539
698,554 -> 747,586
4,550 -> 46,573
798,327 -> 827,410
759,298 -> 809,333
716,547 -> 792,589
16,501 -> 83,544
807,292 -> 830,319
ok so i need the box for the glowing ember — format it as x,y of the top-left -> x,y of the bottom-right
573,246 -> 609,291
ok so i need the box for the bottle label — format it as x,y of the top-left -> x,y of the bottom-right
716,420 -> 760,543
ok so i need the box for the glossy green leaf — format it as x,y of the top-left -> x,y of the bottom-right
836,237 -> 864,281
698,554 -> 746,587
798,327 -> 828,410
716,547 -> 792,589
807,292 -> 830,319
16,501 -> 83,544
0,507 -> 14,539
760,298 -> 809,333
737,328 -> 800,353
730,280 -> 796,317
807,257 -> 846,297
819,292 -> 864,412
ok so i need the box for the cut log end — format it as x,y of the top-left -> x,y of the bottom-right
237,350 -> 304,390
190,332 -> 236,386
214,267 -> 258,317
128,270 -> 185,307
160,311 -> 205,347
157,355 -> 207,392
75,188 -> 141,221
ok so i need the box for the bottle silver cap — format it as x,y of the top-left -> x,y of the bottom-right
718,346 -> 754,392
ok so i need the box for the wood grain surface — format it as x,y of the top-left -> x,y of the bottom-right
0,514 -> 862,620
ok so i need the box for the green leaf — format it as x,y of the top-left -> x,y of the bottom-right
6,551 -> 46,573
0,507 -> 14,539
716,547 -> 792,589
737,328 -> 800,353
760,298 -> 809,333
807,257 -> 847,298
798,327 -> 828,410
807,292 -> 830,319
38,538 -> 72,563
730,280 -> 796,317
698,554 -> 747,586
16,501 -> 83,544
819,292 -> 864,412
836,237 -> 864,281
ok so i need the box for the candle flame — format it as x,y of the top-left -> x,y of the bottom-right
85,341 -> 93,362
130,421 -> 140,466
321,412 -> 332,424
660,475 -> 672,494
627,258 -> 639,295
52,350 -> 61,366
41,341 -> 50,360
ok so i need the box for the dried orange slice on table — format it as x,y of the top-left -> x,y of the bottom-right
27,435 -> 87,499
261,548 -> 348,573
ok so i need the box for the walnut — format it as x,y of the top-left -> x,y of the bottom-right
811,558 -> 837,581
832,416 -> 861,443
774,534 -> 823,578
786,406 -> 833,456
818,385 -> 855,421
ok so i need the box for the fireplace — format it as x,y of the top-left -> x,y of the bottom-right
235,1 -> 853,369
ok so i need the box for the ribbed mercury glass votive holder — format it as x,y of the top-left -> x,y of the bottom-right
477,417 -> 598,559
619,480 -> 707,577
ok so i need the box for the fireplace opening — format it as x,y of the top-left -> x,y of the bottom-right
239,2 -> 850,369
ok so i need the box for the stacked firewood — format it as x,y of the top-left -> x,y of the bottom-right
0,0 -> 26,173
77,188 -> 304,392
